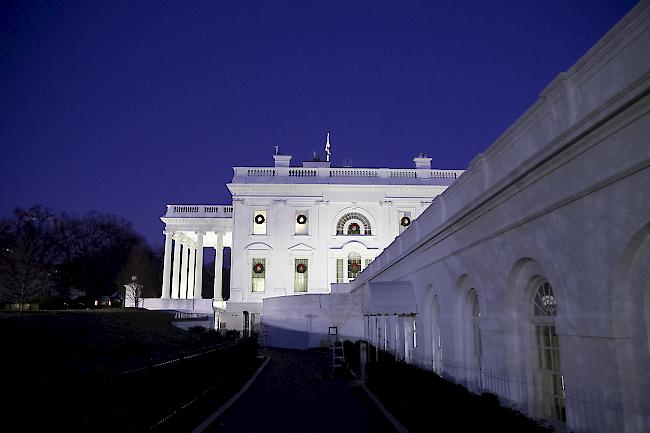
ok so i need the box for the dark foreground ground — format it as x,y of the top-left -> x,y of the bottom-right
2,311 -> 393,433
202,347 -> 395,433
1,309 -> 226,380
1,310 -> 259,433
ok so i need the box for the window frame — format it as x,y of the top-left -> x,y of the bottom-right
251,257 -> 266,292
252,209 -> 268,235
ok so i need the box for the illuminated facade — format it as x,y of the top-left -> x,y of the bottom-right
144,149 -> 462,331
139,3 -> 650,431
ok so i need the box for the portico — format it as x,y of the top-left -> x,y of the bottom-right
158,205 -> 233,311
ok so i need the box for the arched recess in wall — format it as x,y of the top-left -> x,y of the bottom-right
421,284 -> 443,374
611,222 -> 650,431
505,256 -> 567,425
455,273 -> 482,390
503,240 -> 568,371
529,278 -> 565,423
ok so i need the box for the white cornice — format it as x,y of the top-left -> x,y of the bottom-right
227,183 -> 445,196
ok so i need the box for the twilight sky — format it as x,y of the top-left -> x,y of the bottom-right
0,0 -> 638,247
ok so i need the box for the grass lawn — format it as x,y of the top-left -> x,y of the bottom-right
1,309 -> 224,382
1,309 -> 259,433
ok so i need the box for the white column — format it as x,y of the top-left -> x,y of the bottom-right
187,245 -> 196,299
213,233 -> 224,301
171,235 -> 182,299
194,231 -> 204,299
180,243 -> 189,299
161,230 -> 173,298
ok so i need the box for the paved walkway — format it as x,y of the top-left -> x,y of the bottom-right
200,348 -> 395,433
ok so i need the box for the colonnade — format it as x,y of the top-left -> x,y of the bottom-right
160,230 -> 225,301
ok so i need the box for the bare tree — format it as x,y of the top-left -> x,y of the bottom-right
0,205 -> 157,307
0,206 -> 62,304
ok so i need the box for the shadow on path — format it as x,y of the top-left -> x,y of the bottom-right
200,348 -> 395,433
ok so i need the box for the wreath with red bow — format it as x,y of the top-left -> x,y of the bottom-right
296,263 -> 307,273
254,214 -> 265,224
400,216 -> 411,227
253,262 -> 265,274
296,214 -> 307,224
350,262 -> 361,273
348,222 -> 360,233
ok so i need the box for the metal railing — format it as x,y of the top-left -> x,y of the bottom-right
439,362 -> 646,433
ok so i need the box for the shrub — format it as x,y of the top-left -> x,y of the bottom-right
224,329 -> 240,340
365,351 -> 553,433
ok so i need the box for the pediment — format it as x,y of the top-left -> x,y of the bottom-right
287,242 -> 316,252
244,242 -> 273,251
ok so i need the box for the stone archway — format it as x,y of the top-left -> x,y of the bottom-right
611,223 -> 650,433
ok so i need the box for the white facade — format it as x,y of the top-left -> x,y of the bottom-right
150,152 -> 462,332
339,3 -> 649,432
141,3 -> 650,431
224,155 -> 461,329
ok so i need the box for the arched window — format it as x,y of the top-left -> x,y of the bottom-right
468,289 -> 482,389
532,282 -> 566,422
336,212 -> 372,235
431,296 -> 442,375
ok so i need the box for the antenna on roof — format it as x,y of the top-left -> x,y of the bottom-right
325,132 -> 331,162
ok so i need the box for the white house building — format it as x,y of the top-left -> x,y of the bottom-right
140,145 -> 463,334
137,2 -> 650,431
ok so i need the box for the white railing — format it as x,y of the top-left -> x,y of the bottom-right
247,168 -> 276,176
289,168 -> 317,177
390,170 -> 416,178
234,166 -> 462,181
165,204 -> 233,218
331,168 -> 378,177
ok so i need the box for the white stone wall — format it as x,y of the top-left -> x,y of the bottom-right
227,183 -> 447,312
262,293 -> 364,349
346,3 -> 650,432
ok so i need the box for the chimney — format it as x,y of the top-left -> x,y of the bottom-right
273,154 -> 292,167
413,153 -> 432,169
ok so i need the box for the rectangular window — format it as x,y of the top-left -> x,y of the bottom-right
336,259 -> 344,283
251,258 -> 265,292
399,210 -> 412,234
535,325 -> 566,422
348,256 -> 361,279
412,317 -> 417,348
294,258 -> 308,293
253,210 -> 267,235
364,258 -> 373,270
295,210 -> 309,235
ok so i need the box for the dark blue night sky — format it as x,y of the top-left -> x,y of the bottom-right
0,0 -> 638,246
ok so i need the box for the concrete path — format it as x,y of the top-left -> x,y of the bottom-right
199,348 -> 395,433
